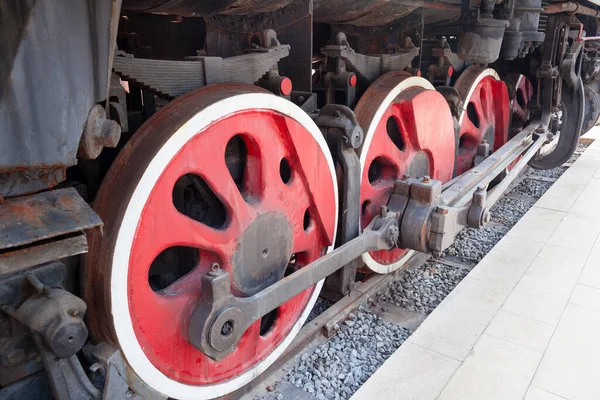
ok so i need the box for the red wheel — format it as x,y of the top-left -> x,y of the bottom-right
507,73 -> 534,133
355,72 -> 456,273
83,84 -> 338,399
454,67 -> 511,176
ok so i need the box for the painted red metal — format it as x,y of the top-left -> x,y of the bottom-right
280,77 -> 293,95
454,68 -> 510,176
128,110 -> 334,384
84,84 -> 336,388
355,73 -> 455,268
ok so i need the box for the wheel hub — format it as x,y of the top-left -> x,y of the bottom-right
231,212 -> 293,296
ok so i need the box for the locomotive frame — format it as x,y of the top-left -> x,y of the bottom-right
1,0 -> 600,398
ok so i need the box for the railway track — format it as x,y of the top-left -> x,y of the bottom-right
235,142 -> 590,400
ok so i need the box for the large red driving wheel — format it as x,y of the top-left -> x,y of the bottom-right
83,84 -> 338,399
454,67 -> 511,176
355,72 -> 456,273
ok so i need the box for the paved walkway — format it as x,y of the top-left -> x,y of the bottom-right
352,132 -> 600,400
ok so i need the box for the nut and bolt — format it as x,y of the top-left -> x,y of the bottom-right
402,174 -> 410,180
476,184 -> 487,192
536,124 -> 546,134
422,175 -> 430,183
221,320 -> 234,336
1,343 -> 25,367
208,262 -> 222,276
386,226 -> 400,248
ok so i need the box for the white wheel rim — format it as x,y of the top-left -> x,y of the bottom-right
110,93 -> 338,399
457,68 -> 500,126
358,76 -> 435,274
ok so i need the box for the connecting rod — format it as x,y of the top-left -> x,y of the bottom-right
188,216 -> 399,360
189,117 -> 551,361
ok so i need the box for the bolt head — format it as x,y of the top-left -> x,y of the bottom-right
422,175 -> 430,183
386,226 -> 400,248
536,125 -> 546,133
4,346 -> 25,367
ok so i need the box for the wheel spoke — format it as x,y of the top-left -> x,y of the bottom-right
135,202 -> 234,265
461,113 -> 480,139
185,157 -> 255,228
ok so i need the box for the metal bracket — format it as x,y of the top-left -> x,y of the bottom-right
83,342 -> 167,400
428,41 -> 465,85
530,15 -> 585,169
316,105 -> 364,296
3,275 -> 99,400
321,32 -> 420,86
204,0 -> 313,92
33,338 -> 101,400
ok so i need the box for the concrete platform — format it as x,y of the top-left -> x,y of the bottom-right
352,132 -> 600,400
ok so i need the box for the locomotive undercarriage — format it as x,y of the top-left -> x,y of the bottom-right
1,0 -> 599,398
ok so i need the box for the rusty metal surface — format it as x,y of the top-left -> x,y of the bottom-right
206,0 -> 311,33
314,0 -> 416,26
315,0 -> 461,27
205,0 -> 313,91
0,188 -> 102,251
0,0 -> 118,176
122,0 -> 293,16
123,0 -> 465,26
0,168 -> 66,199
0,235 -> 88,276
544,1 -> 600,17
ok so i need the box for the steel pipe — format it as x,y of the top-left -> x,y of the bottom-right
543,2 -> 600,17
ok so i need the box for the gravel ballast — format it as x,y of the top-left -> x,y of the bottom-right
445,225 -> 508,262
509,178 -> 553,198
306,298 -> 334,324
255,142 -> 590,400
529,166 -> 567,179
490,197 -> 533,228
287,311 -> 410,400
378,261 -> 469,315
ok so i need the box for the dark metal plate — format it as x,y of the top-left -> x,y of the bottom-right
0,188 -> 102,251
